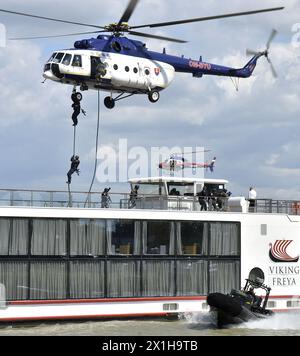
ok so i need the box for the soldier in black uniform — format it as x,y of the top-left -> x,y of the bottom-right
71,92 -> 86,126
66,155 -> 80,184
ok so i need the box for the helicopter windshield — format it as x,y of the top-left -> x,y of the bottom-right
47,52 -> 57,62
52,52 -> 64,64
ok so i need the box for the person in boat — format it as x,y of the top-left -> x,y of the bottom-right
248,186 -> 257,212
129,185 -> 139,208
198,187 -> 208,211
101,187 -> 112,208
66,155 -> 80,184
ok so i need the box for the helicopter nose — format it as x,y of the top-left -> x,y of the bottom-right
43,63 -> 63,81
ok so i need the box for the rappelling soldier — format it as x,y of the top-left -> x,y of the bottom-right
66,155 -> 80,184
71,91 -> 86,126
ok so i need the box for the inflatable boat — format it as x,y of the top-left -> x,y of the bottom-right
207,267 -> 274,328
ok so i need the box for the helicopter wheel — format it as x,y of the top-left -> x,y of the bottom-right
148,90 -> 160,103
71,92 -> 83,102
104,96 -> 115,109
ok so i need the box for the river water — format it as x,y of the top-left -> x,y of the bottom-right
0,312 -> 299,336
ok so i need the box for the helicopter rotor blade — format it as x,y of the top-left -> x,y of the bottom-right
131,7 -> 284,29
128,30 -> 187,43
266,57 -> 278,78
0,8 -> 105,29
9,30 -> 105,40
266,29 -> 277,50
118,0 -> 140,26
246,48 -> 260,56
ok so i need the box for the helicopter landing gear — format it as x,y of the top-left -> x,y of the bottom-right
148,90 -> 160,103
103,92 -> 136,109
104,96 -> 115,109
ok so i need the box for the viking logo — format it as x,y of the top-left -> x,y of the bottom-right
269,240 -> 299,263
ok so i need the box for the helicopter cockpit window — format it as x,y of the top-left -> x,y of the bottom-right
72,55 -> 82,67
62,53 -> 72,66
48,52 -> 57,62
53,52 -> 64,64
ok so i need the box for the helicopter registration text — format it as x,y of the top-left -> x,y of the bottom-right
189,60 -> 212,71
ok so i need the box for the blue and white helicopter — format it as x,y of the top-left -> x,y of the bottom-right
0,1 -> 283,109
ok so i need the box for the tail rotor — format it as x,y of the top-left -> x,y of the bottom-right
246,29 -> 278,78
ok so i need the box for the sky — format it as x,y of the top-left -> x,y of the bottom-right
0,0 -> 299,199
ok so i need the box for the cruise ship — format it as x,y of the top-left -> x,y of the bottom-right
0,176 -> 299,322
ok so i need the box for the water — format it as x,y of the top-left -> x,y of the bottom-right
0,312 -> 299,336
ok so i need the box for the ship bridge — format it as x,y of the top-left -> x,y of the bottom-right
1,176 -> 300,214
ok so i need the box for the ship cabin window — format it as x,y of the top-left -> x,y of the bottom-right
72,55 -> 82,67
53,52 -> 64,63
133,67 -> 138,73
0,218 -> 29,256
125,66 -> 130,72
70,219 -> 106,256
48,52 -> 57,62
167,183 -> 194,196
204,183 -> 225,196
178,221 -> 209,255
143,221 -> 174,255
107,220 -> 136,255
145,68 -> 150,75
135,183 -> 166,196
62,53 -> 72,66
113,64 -> 118,70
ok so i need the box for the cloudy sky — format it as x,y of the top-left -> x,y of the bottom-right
0,0 -> 299,199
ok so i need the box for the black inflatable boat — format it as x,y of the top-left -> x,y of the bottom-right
207,267 -> 274,328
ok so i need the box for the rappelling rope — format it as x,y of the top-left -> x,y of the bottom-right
84,90 -> 101,207
73,125 -> 77,156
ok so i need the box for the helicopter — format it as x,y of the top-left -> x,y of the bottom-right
0,1 -> 284,109
159,154 -> 216,173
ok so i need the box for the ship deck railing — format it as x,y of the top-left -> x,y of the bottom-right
0,188 -> 300,215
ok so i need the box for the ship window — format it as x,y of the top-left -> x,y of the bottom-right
135,183 -> 166,196
209,261 -> 240,294
143,221 -> 174,255
70,261 -> 105,299
177,221 -> 209,255
176,260 -> 208,295
107,220 -> 138,255
210,222 -> 240,255
30,262 -> 66,300
163,303 -> 179,311
145,68 -> 150,75
167,183 -> 194,196
62,53 -> 72,66
31,219 -> 67,256
133,67 -> 138,73
0,218 -> 29,256
72,54 -> 82,67
70,219 -> 105,256
125,66 -> 130,72
142,261 -> 175,297
113,64 -> 118,70
48,52 -> 57,62
107,261 -> 141,297
0,262 -> 28,300
53,52 -> 64,63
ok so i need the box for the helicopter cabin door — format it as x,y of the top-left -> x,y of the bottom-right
90,56 -> 101,79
